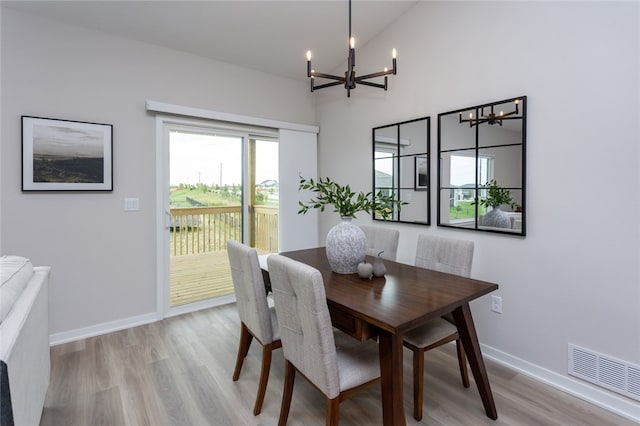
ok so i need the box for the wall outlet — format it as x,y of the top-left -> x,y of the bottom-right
491,295 -> 502,314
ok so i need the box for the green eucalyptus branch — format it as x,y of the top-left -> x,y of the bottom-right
298,175 -> 406,220
472,179 -> 519,210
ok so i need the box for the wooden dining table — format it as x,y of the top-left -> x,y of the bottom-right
269,247 -> 499,426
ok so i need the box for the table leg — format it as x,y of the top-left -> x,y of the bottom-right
452,303 -> 498,420
378,330 -> 407,426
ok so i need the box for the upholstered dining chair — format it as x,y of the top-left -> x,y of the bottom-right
267,254 -> 381,426
359,224 -> 400,261
227,240 -> 281,416
403,234 -> 474,421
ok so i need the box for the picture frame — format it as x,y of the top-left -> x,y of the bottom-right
22,116 -> 113,191
414,156 -> 428,190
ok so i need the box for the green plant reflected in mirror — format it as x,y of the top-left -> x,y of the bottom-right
438,96 -> 526,235
373,116 -> 430,224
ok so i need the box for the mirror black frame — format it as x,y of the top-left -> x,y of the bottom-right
372,116 -> 430,225
437,96 -> 527,236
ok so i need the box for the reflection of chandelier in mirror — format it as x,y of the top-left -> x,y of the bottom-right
305,0 -> 397,97
459,99 -> 521,127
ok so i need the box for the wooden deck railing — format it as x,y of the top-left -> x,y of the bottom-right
252,206 -> 279,253
170,205 -> 278,255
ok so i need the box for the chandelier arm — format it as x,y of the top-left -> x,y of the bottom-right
460,116 -> 488,127
357,80 -> 387,89
477,111 -> 518,122
311,71 -> 347,81
356,69 -> 394,81
469,120 -> 487,128
497,111 -> 518,119
313,81 -> 345,90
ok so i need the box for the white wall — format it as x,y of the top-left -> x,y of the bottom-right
315,1 -> 639,419
0,8 -> 316,336
278,129 -> 319,251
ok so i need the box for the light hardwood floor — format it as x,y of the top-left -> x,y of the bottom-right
41,303 -> 636,426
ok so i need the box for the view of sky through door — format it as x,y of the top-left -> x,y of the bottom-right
170,132 -> 277,187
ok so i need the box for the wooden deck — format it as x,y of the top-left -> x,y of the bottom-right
170,251 -> 234,306
168,206 -> 277,306
170,249 -> 270,306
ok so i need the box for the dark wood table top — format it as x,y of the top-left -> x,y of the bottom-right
279,247 -> 499,335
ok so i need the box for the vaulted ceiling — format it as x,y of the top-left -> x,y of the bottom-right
2,1 -> 418,81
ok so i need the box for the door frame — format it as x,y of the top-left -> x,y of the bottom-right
150,102 -> 319,320
156,114 -> 253,319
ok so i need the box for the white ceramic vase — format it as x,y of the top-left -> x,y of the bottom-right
325,217 -> 366,274
481,207 -> 512,228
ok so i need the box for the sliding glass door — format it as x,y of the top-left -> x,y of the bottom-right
158,117 -> 279,315
168,129 -> 243,307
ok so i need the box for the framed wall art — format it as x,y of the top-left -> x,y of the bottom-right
414,156 -> 428,190
22,116 -> 113,191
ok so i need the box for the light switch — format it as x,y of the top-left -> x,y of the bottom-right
124,198 -> 140,211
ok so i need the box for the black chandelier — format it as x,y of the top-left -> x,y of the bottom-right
459,99 -> 521,127
306,0 -> 397,97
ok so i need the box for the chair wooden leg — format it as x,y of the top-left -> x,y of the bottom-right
233,323 -> 253,381
326,397 -> 340,426
253,343 -> 273,415
456,339 -> 470,388
278,360 -> 296,426
412,348 -> 424,421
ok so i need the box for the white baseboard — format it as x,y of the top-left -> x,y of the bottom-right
49,312 -> 158,346
481,344 -> 640,423
48,296 -> 237,346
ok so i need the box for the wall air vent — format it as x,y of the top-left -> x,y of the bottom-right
568,343 -> 640,402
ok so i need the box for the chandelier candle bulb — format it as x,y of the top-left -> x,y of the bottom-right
392,48 -> 397,74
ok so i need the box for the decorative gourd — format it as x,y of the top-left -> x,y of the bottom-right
372,251 -> 386,277
357,260 -> 373,279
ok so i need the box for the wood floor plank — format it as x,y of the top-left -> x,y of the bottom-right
118,344 -> 166,426
87,387 -> 126,426
42,303 -> 638,426
147,359 -> 197,425
182,364 -> 236,425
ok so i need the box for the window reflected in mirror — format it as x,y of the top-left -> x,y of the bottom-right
373,116 -> 430,224
438,96 -> 526,235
